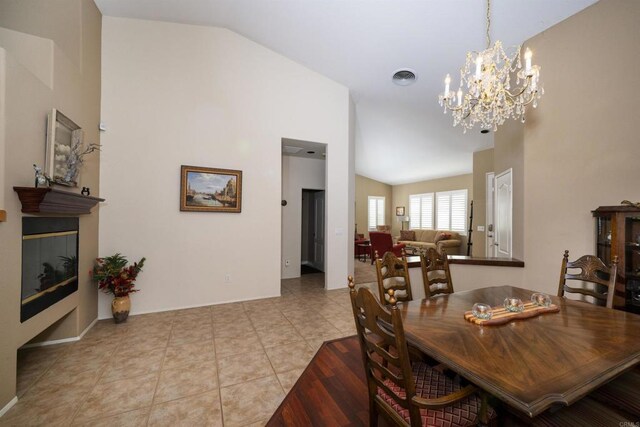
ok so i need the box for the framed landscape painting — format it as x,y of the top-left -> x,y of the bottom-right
180,165 -> 242,213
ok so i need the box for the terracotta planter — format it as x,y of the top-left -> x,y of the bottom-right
112,295 -> 131,323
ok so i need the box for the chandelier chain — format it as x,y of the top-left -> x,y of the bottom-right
486,0 -> 491,49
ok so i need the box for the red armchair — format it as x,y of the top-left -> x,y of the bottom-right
368,232 -> 406,265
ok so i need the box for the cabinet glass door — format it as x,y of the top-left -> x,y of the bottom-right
625,216 -> 640,309
596,216 -> 611,263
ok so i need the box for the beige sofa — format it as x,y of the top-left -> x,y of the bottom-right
396,229 -> 463,255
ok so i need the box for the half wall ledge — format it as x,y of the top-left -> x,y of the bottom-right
13,187 -> 104,215
406,255 -> 524,268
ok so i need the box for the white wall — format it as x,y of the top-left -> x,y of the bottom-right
281,155 -> 325,279
99,17 -> 352,317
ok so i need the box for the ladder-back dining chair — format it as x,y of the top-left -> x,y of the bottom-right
347,276 -> 494,427
375,251 -> 412,303
557,250 -> 618,308
419,248 -> 454,298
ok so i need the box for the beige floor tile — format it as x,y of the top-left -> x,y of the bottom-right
214,333 -> 263,358
148,390 -> 222,427
169,325 -> 214,347
291,320 -> 341,338
21,368 -> 102,405
100,347 -> 166,383
175,306 -> 211,316
217,351 -> 274,387
264,341 -> 315,373
15,370 -> 42,397
172,315 -> 213,328
162,341 -> 216,370
213,322 -> 256,338
74,372 -> 158,422
125,321 -> 173,337
255,327 -> 304,348
305,337 -> 327,352
242,419 -> 270,427
276,368 -> 305,394
220,376 -> 284,426
154,360 -> 218,404
9,274 -> 338,427
119,330 -> 171,352
1,399 -> 80,426
71,407 -> 151,427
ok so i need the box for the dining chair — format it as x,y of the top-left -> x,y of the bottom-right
556,250 -> 639,417
375,251 -> 412,303
347,277 -> 495,427
557,250 -> 618,308
419,248 -> 454,298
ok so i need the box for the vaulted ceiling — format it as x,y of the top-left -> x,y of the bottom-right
95,0 -> 597,184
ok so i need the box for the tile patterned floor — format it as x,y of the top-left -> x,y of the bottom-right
2,273 -> 360,427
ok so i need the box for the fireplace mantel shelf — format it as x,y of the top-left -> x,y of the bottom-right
13,187 -> 104,215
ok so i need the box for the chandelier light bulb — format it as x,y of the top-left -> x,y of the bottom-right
524,48 -> 533,74
475,56 -> 483,80
444,74 -> 451,97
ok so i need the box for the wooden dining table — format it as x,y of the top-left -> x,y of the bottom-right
397,285 -> 640,418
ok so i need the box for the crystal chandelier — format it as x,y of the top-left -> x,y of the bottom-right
438,0 -> 543,133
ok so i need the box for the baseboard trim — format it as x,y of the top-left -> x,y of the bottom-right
21,317 -> 98,349
97,294 -> 283,320
0,396 -> 18,418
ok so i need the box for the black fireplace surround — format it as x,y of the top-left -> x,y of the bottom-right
21,217 -> 79,322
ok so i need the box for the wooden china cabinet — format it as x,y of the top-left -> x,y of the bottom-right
592,205 -> 640,313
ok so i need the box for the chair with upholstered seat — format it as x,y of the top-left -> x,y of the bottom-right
347,276 -> 495,427
369,232 -> 406,265
419,248 -> 454,298
375,251 -> 412,303
557,250 -> 618,308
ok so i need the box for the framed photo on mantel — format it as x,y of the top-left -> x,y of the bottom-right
45,109 -> 83,187
180,165 -> 242,213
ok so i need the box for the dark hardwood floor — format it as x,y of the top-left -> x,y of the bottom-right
267,335 -> 393,427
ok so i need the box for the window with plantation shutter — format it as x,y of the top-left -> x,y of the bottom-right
368,196 -> 385,230
409,193 -> 434,229
435,189 -> 468,234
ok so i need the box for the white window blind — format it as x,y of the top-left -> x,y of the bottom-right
409,193 -> 434,229
435,189 -> 468,234
368,196 -> 385,230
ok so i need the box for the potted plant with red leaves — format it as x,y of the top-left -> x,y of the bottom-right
93,253 -> 145,323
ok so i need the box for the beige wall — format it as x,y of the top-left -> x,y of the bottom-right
355,174 -> 392,238
392,174 -> 473,249
471,149 -> 494,257
495,0 -> 640,294
0,0 -> 101,412
99,17 -> 352,318
494,118 -> 525,260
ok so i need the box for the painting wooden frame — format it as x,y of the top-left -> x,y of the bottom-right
180,165 -> 242,213
45,109 -> 84,187
396,206 -> 405,216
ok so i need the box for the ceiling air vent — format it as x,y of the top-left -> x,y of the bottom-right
392,69 -> 417,86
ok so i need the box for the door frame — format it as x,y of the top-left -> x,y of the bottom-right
486,172 -> 495,257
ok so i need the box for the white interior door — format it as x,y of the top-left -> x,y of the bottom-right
494,169 -> 513,258
313,191 -> 325,271
486,172 -> 496,257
